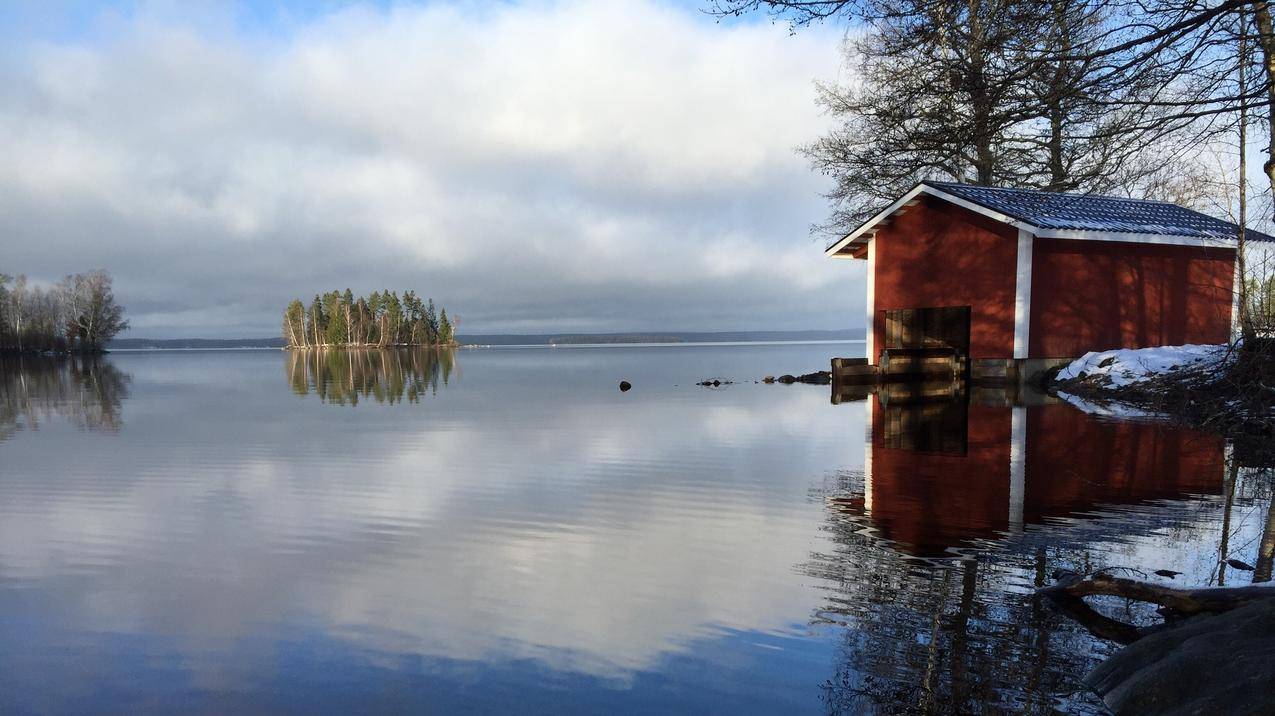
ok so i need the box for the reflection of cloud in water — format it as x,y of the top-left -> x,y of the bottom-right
0,352 -> 859,683
7,348 -> 1265,711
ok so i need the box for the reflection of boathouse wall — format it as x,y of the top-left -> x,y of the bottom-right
867,395 -> 1011,555
862,396 -> 1225,555
1023,405 -> 1224,522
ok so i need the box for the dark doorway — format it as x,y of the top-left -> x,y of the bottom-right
882,306 -> 971,353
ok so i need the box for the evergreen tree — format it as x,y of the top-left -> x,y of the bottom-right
438,308 -> 453,345
385,291 -> 404,345
425,299 -> 439,344
368,291 -> 383,345
324,291 -> 347,345
309,295 -> 324,346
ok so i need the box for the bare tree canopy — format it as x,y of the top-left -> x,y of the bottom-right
0,270 -> 129,354
712,0 -> 1274,233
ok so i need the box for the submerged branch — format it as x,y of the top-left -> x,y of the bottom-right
1038,571 -> 1275,644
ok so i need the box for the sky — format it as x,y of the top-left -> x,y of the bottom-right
0,0 -> 864,338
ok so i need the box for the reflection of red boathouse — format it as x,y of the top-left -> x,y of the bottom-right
845,393 -> 1225,556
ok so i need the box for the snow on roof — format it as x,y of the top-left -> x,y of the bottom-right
923,181 -> 1275,243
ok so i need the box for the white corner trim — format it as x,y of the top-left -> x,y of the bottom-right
1013,229 -> 1034,360
863,397 -> 874,515
865,237 -> 875,363
1008,406 -> 1026,533
1231,251 -> 1243,339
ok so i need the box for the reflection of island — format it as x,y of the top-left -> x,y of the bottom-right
0,356 -> 131,438
838,390 -> 1225,557
285,348 -> 455,405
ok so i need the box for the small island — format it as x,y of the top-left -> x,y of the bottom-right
282,289 -> 457,349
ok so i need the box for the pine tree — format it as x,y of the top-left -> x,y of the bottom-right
368,291 -> 382,346
425,299 -> 439,344
309,295 -> 324,347
385,291 -> 404,345
438,308 -> 453,345
324,291 -> 347,345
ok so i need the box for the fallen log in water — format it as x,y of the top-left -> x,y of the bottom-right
1040,571 -> 1275,622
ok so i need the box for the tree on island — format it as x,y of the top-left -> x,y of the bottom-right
282,289 -> 457,348
0,270 -> 128,354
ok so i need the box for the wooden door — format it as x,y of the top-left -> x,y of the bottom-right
882,306 -> 971,353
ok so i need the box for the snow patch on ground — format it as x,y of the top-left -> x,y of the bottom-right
1055,344 -> 1229,388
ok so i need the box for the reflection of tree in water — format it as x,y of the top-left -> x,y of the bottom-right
806,471 -> 1109,714
0,356 -> 131,439
286,348 -> 455,405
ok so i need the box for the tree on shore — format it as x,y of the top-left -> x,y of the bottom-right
282,289 -> 458,349
1,270 -> 128,354
59,270 -> 130,351
713,0 -> 1265,231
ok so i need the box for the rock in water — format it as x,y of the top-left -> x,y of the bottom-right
774,372 -> 832,385
797,371 -> 832,385
619,381 -> 631,392
762,376 -> 776,384
1088,599 -> 1275,715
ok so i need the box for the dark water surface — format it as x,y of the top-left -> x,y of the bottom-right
1,344 -> 1270,714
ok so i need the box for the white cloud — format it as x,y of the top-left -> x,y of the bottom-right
0,0 -> 865,336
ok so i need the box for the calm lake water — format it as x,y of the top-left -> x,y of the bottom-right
1,343 -> 1271,714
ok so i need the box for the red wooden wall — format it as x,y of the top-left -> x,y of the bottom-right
1028,239 -> 1235,358
871,196 -> 1018,360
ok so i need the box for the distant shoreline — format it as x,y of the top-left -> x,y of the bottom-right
108,330 -> 865,351
105,339 -> 866,352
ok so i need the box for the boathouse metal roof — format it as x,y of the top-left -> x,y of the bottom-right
826,180 -> 1275,257
925,181 -> 1275,243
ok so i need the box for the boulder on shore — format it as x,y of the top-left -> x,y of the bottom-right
1087,599 -> 1275,715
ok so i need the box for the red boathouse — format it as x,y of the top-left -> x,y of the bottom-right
826,182 -> 1273,378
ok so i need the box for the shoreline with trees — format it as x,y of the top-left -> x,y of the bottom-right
283,289 -> 457,349
1,270 -> 129,356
